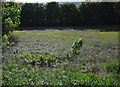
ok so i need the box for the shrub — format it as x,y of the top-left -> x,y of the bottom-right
23,51 -> 58,67
2,2 -> 22,36
66,38 -> 82,59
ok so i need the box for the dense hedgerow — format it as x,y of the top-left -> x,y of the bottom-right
20,2 -> 120,27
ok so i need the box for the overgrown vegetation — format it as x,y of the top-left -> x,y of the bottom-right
2,2 -> 22,36
3,62 -> 119,86
22,51 -> 58,67
2,2 -> 22,51
2,29 -> 119,86
2,1 -> 119,86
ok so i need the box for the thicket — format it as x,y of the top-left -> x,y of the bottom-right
2,38 -> 120,86
20,2 -> 120,27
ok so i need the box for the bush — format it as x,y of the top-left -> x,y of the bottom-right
2,2 -> 22,51
2,2 -> 22,36
22,51 -> 58,67
66,38 -> 82,59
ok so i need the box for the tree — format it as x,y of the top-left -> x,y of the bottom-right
19,2 -> 119,27
33,3 -> 45,26
112,2 -> 120,25
78,2 -> 97,25
2,2 -> 22,36
60,3 -> 78,26
45,2 -> 60,26
20,3 -> 34,27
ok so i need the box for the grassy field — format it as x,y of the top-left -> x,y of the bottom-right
2,28 -> 119,85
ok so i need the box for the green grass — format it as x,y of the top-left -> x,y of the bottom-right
11,29 -> 118,52
2,28 -> 119,86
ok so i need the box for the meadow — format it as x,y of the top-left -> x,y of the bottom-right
2,27 -> 119,86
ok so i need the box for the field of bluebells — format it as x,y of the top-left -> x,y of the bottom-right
2,27 -> 119,86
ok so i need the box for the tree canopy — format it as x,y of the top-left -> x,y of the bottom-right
20,2 -> 119,27
2,2 -> 22,36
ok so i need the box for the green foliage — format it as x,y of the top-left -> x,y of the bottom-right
2,35 -> 14,50
2,35 -> 10,49
23,51 -> 57,67
2,63 -> 100,85
2,2 -> 22,51
2,30 -> 119,86
98,72 -> 119,86
67,38 -> 82,58
3,62 -> 119,86
105,58 -> 119,74
2,34 -> 9,43
2,2 -> 22,36
70,38 -> 82,56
